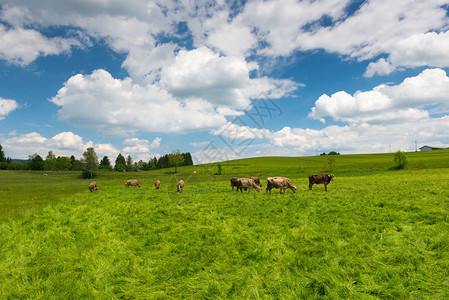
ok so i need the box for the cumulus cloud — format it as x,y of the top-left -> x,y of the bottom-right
0,97 -> 18,120
121,137 -> 162,161
365,30 -> 449,77
211,115 -> 449,158
160,47 -> 252,107
309,68 -> 449,124
49,69 -> 233,135
0,131 -> 164,160
0,24 -> 81,66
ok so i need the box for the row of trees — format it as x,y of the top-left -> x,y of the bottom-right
99,150 -> 193,172
0,144 -> 193,175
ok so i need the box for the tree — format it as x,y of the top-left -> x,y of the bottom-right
168,149 -> 185,173
126,155 -> 133,172
99,156 -> 113,171
115,163 -> 125,172
44,151 -> 57,171
29,153 -> 44,170
115,153 -> 126,171
81,147 -> 99,178
148,157 -> 158,170
0,144 -> 5,162
183,152 -> 194,166
393,150 -> 408,169
56,156 -> 72,170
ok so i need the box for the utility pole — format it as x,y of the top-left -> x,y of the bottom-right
415,140 -> 417,152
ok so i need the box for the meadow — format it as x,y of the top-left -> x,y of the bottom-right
1,151 -> 449,298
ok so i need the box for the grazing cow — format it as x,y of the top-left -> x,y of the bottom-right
177,180 -> 184,193
126,179 -> 141,188
236,178 -> 261,193
89,182 -> 98,192
309,174 -> 335,191
230,177 -> 239,190
266,177 -> 297,194
250,176 -> 263,187
154,180 -> 161,189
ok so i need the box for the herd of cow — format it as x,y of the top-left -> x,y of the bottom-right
88,174 -> 335,194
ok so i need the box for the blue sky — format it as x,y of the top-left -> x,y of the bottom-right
1,0 -> 449,163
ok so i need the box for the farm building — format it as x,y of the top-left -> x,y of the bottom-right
419,145 -> 446,151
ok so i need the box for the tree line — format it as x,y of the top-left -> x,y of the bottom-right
0,144 -> 193,175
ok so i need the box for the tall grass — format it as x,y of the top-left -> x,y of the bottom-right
1,168 -> 448,298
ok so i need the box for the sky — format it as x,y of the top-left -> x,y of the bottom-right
1,0 -> 449,164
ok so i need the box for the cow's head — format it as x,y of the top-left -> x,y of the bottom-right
329,174 -> 335,180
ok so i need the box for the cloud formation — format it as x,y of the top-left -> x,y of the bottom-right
309,68 -> 449,124
0,131 -> 162,160
0,97 -> 18,120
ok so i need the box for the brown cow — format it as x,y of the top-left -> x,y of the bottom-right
231,176 -> 262,191
236,178 -> 261,193
250,176 -> 263,187
89,182 -> 98,192
125,179 -> 141,188
154,180 -> 161,189
177,180 -> 184,193
230,177 -> 239,191
266,177 -> 297,194
309,174 -> 335,191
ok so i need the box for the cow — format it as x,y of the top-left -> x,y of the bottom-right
309,174 -> 335,191
89,182 -> 98,192
230,177 -> 239,190
177,180 -> 184,193
266,177 -> 297,194
125,179 -> 141,188
250,176 -> 263,187
154,180 -> 161,189
236,178 -> 261,193
231,176 -> 262,191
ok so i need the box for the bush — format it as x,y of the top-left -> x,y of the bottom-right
393,150 -> 408,169
81,170 -> 96,179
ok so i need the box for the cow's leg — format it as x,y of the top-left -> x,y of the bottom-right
324,184 -> 327,191
309,183 -> 313,190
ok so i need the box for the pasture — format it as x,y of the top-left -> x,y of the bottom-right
1,151 -> 449,298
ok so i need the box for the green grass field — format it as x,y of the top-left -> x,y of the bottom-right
1,151 -> 449,298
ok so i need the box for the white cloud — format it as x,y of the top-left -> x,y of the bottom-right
0,131 -> 164,160
212,115 -> 449,158
309,68 -> 449,124
51,132 -> 91,150
365,30 -> 449,77
0,97 -> 18,120
0,24 -> 81,66
160,46 -> 252,107
49,69 -> 231,135
121,137 -> 162,162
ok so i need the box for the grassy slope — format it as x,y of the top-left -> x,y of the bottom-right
0,151 -> 449,298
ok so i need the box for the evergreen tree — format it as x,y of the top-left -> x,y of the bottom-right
183,152 -> 193,166
0,144 -> 6,162
158,154 -> 169,169
126,155 -> 133,172
70,155 -> 77,170
148,157 -> 157,170
99,156 -> 113,171
44,151 -> 57,171
29,153 -> 44,170
82,147 -> 99,178
115,153 -> 126,171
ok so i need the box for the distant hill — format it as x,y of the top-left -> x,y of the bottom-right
11,159 -> 28,163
